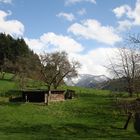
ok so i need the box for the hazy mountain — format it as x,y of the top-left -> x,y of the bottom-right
66,74 -> 110,88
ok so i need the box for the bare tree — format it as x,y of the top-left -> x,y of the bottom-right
40,51 -> 80,90
108,35 -> 140,97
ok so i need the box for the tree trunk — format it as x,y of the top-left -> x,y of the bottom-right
136,92 -> 139,98
47,85 -> 51,91
124,112 -> 132,129
129,89 -> 133,97
0,69 -> 5,79
127,79 -> 133,97
1,72 -> 5,79
129,90 -> 133,97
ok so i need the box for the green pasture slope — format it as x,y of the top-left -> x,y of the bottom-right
0,77 -> 17,96
0,77 -> 140,139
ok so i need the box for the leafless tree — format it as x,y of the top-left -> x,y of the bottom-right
108,35 -> 140,97
40,51 -> 80,90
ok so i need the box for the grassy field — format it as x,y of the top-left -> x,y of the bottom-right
0,77 -> 140,139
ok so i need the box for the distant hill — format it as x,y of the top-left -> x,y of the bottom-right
65,74 -> 110,88
102,78 -> 128,92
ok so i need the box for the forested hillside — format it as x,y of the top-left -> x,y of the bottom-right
0,33 -> 41,82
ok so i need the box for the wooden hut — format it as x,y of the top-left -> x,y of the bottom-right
21,89 -> 75,104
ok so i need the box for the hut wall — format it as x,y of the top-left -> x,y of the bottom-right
22,90 -> 47,102
49,90 -> 65,101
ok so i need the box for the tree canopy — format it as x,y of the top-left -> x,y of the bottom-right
40,51 -> 80,90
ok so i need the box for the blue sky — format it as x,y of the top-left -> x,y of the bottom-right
0,0 -> 140,76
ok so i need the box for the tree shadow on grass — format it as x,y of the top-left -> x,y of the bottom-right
134,113 -> 140,135
0,123 -> 109,139
0,78 -> 12,82
0,101 -> 24,106
0,97 -> 24,106
0,122 -> 139,139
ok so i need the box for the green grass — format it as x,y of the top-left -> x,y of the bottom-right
0,88 -> 139,139
0,80 -> 17,96
0,75 -> 140,139
0,73 -> 47,96
0,73 -> 17,93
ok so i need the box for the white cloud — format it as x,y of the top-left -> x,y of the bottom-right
0,10 -> 24,36
24,38 -> 46,54
69,47 -> 117,76
113,5 -> 132,18
0,0 -> 12,4
68,19 -> 121,45
133,0 -> 140,25
25,33 -> 116,76
41,32 -> 84,53
56,12 -> 75,21
113,0 -> 140,30
117,20 -> 133,32
25,32 -> 118,76
25,32 -> 84,54
77,8 -> 86,16
65,0 -> 96,6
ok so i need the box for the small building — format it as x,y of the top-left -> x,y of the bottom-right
21,89 -> 75,104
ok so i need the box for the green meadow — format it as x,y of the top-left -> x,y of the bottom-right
0,77 -> 140,140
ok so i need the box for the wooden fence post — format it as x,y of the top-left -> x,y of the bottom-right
44,93 -> 48,105
44,90 -> 51,105
25,94 -> 28,102
49,90 -> 51,102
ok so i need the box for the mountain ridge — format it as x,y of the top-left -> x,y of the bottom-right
66,74 -> 110,88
